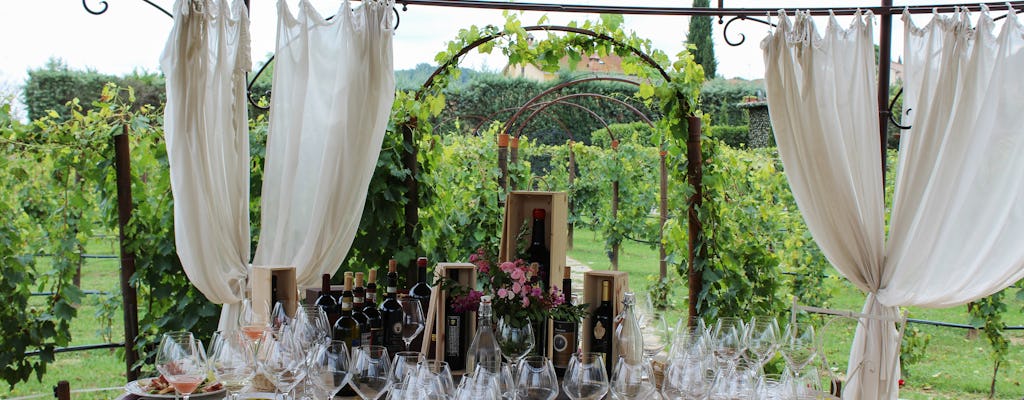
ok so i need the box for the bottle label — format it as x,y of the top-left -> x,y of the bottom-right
342,301 -> 353,310
367,293 -> 376,302
445,315 -> 461,357
388,286 -> 397,294
354,297 -> 364,304
593,321 -> 606,340
361,332 -> 372,347
552,321 -> 576,369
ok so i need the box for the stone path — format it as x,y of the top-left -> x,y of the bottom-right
565,256 -> 590,300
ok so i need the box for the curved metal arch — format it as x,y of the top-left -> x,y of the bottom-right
503,76 -> 642,138
514,93 -> 655,141
518,99 -> 617,146
417,25 -> 672,99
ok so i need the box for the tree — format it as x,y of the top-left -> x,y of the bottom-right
686,0 -> 717,79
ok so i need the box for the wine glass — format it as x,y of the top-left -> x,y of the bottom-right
208,330 -> 256,400
257,332 -> 307,400
155,331 -> 208,400
562,352 -> 609,400
269,301 -> 292,336
515,356 -> 559,400
454,367 -> 503,400
661,354 -> 714,400
711,318 -> 744,372
398,297 -> 425,351
350,345 -> 392,400
408,360 -> 455,399
238,299 -> 267,342
745,316 -> 779,372
609,356 -> 656,400
309,340 -> 351,400
496,317 -> 534,380
476,360 -> 515,400
639,310 -> 669,362
390,351 -> 425,387
779,323 -> 817,395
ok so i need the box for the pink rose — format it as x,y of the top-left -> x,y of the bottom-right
497,288 -> 509,299
512,282 -> 523,295
510,267 -> 525,282
500,261 -> 516,273
521,297 -> 530,307
478,262 -> 490,274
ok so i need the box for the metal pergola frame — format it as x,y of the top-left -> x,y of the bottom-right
77,0 -> 1024,383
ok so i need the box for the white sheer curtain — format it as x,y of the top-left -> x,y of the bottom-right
161,0 -> 252,329
252,0 -> 396,288
764,7 -> 1024,399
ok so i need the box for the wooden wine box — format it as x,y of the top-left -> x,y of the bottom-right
250,265 -> 298,323
580,270 -> 629,364
498,191 -> 569,358
425,263 -> 478,374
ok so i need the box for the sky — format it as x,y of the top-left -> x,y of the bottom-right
0,0 -> 1002,117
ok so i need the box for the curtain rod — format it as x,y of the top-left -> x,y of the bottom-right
393,0 -> 1024,16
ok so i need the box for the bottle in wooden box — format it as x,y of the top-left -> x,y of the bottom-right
552,267 -> 577,377
590,280 -> 614,375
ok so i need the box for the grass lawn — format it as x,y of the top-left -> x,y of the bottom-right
567,227 -> 1024,399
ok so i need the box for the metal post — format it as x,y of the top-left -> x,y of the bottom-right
509,136 -> 520,190
115,124 -> 140,381
878,0 -> 894,186
686,116 -> 703,326
567,140 -> 576,250
402,121 -> 419,284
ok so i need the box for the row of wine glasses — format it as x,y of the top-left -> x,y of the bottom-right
662,316 -> 822,399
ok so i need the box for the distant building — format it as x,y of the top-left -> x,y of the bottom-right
503,52 -> 625,81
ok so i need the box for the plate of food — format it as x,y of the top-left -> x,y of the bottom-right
125,375 -> 225,398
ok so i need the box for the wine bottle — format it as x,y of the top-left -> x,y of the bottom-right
333,273 -> 361,350
467,295 -> 502,374
352,272 -> 372,347
409,256 -> 432,353
443,269 -> 467,370
364,268 -> 384,346
380,259 -> 405,356
552,267 -> 577,377
526,208 -> 551,290
315,273 -> 340,332
590,279 -> 613,375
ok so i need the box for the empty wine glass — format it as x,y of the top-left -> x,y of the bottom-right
410,360 -> 455,399
257,332 -> 307,400
398,297 -> 425,351
746,316 -> 779,372
661,354 -> 714,400
208,330 -> 256,400
609,356 -> 656,400
308,340 -> 351,400
496,317 -> 534,381
391,351 -> 424,385
515,356 -> 559,400
639,310 -> 669,362
155,331 -> 207,400
562,352 -> 609,400
476,360 -> 515,400
779,323 -> 817,396
454,367 -> 502,400
711,318 -> 744,372
270,301 -> 292,336
350,345 -> 391,400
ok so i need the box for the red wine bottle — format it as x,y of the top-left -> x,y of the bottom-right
526,209 -> 551,289
444,269 -> 467,370
590,280 -> 613,375
552,267 -> 576,377
333,273 -> 361,349
409,257 -> 432,353
315,273 -> 340,331
352,272 -> 371,347
364,268 -> 384,346
380,259 -> 405,356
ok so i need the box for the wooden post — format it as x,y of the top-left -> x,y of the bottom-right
659,149 -> 668,280
610,140 -> 620,271
509,136 -> 520,190
54,380 -> 70,400
498,133 -> 509,196
115,124 -> 140,381
878,0 -> 894,186
685,116 -> 703,326
567,140 -> 576,250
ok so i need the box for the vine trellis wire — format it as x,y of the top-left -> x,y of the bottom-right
75,0 -> 1024,385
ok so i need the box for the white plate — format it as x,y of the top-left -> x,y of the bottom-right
124,378 -> 225,399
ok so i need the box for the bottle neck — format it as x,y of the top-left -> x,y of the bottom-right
478,305 -> 493,325
387,274 -> 398,299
